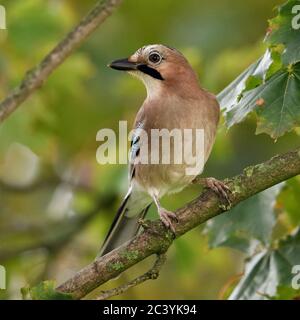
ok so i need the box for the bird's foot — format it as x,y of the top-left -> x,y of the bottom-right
205,177 -> 232,210
158,208 -> 178,234
138,218 -> 150,229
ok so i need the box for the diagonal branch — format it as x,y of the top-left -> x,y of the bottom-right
56,147 -> 300,299
0,0 -> 123,123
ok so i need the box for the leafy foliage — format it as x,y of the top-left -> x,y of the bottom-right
214,0 -> 300,299
219,0 -> 300,139
215,1 -> 300,296
205,185 -> 282,253
187,2 -> 300,299
229,228 -> 300,300
206,177 -> 300,300
207,177 -> 300,300
266,0 -> 300,65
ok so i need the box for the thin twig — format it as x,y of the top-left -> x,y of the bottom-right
97,254 -> 166,300
0,0 -> 123,123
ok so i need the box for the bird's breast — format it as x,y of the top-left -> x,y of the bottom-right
132,94 -> 219,196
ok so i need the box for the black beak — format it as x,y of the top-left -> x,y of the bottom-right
108,58 -> 164,80
108,58 -> 138,71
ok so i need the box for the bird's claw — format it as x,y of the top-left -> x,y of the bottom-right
158,208 -> 178,235
205,177 -> 232,209
138,218 -> 150,229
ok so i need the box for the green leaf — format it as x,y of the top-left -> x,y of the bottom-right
278,177 -> 300,225
277,227 -> 300,266
266,47 -> 284,79
272,285 -> 300,300
219,0 -> 300,139
244,75 -> 263,92
218,51 -> 272,112
205,185 -> 282,253
28,281 -> 73,300
266,0 -> 300,65
226,62 -> 300,139
20,286 -> 30,300
229,228 -> 300,300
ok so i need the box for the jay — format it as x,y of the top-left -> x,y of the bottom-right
100,44 -> 229,256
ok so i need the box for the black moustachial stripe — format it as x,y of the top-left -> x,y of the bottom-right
137,64 -> 164,80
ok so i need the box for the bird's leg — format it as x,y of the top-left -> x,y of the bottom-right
205,177 -> 231,207
152,195 -> 178,234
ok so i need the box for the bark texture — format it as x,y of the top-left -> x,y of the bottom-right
57,148 -> 300,299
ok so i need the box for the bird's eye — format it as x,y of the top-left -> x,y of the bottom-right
148,52 -> 162,64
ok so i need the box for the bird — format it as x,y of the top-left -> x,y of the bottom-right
99,44 -> 229,256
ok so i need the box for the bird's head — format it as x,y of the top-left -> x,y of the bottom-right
108,44 -> 199,98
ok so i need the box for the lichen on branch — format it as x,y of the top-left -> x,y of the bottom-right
56,148 -> 300,300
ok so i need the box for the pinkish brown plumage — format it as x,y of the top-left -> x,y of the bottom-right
100,44 -> 227,256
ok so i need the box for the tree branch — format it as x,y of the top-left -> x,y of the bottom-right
0,0 -> 123,123
56,147 -> 300,299
96,254 -> 166,300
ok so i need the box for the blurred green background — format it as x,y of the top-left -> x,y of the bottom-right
0,0 -> 299,299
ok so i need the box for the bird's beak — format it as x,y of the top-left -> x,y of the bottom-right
108,57 -> 164,80
108,58 -> 138,71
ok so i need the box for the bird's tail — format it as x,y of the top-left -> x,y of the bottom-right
99,192 -> 150,257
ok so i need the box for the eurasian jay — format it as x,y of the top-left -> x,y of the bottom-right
100,44 -> 229,256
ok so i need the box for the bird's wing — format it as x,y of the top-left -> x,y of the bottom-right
129,107 -> 146,181
129,126 -> 141,180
